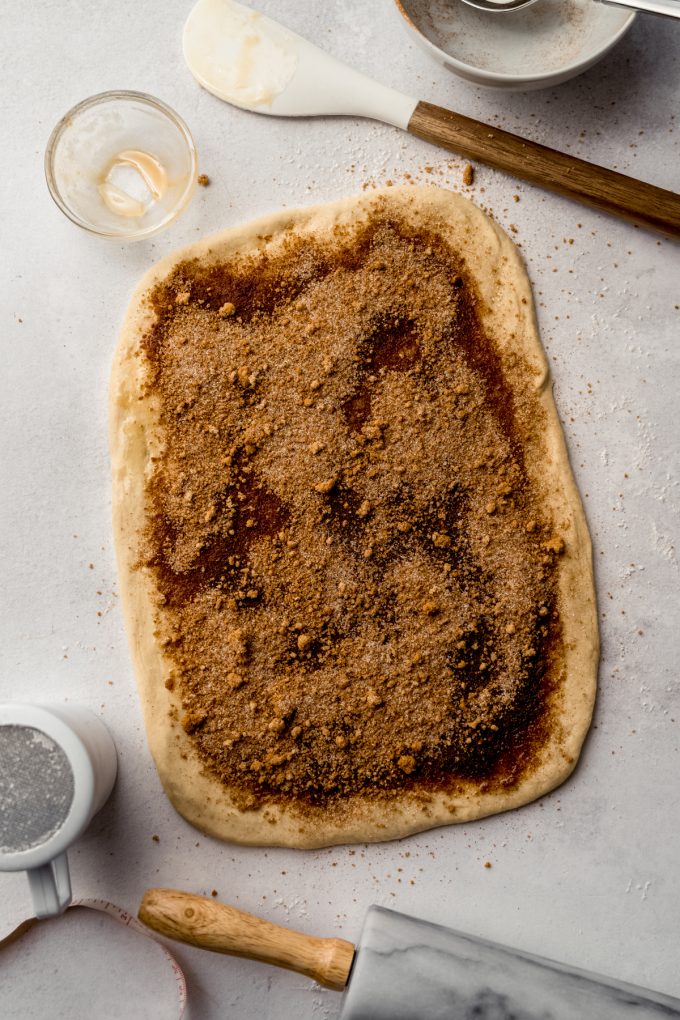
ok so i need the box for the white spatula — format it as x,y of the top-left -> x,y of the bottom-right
183,0 -> 680,238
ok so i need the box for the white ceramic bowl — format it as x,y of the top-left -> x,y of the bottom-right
394,0 -> 635,91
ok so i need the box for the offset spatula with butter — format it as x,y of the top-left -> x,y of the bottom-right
140,888 -> 680,1018
184,0 -> 680,238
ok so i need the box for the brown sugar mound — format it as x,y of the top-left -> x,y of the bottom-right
111,187 -> 598,846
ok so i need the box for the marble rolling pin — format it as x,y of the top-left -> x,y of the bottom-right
139,889 -> 680,1019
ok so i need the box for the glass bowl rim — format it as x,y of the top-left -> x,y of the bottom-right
44,89 -> 198,240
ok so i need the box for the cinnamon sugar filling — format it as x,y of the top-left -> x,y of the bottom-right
139,213 -> 564,810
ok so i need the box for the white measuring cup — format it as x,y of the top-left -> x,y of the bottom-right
0,704 -> 117,918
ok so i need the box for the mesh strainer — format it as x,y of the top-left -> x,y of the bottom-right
0,704 -> 117,918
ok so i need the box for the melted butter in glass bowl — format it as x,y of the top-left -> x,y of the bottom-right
45,91 -> 198,240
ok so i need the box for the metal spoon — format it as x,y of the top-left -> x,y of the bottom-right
182,0 -> 680,238
461,0 -> 680,19
458,0 -> 539,13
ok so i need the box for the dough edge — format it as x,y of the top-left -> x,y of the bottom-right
109,185 -> 599,848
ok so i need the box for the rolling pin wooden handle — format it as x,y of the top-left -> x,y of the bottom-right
139,888 -> 355,992
408,100 -> 680,239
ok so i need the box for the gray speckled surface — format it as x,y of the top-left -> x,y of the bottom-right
1,2 -> 679,1018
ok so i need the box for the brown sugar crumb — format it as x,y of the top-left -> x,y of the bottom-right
227,671 -> 245,690
197,174 -> 210,187
182,708 -> 207,733
462,164 -> 475,186
313,476 -> 337,494
139,207 -> 564,811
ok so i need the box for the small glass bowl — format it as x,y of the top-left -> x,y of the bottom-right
45,91 -> 198,241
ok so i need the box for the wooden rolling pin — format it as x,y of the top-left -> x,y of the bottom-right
140,888 -> 680,1018
139,887 -> 353,991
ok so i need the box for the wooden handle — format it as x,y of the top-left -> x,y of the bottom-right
139,888 -> 355,991
408,100 -> 680,239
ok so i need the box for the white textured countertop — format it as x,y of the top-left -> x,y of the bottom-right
1,2 -> 679,1017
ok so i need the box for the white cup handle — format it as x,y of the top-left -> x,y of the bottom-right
27,851 -> 72,918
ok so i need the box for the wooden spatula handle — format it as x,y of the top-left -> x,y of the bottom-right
139,888 -> 354,991
408,100 -> 680,239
